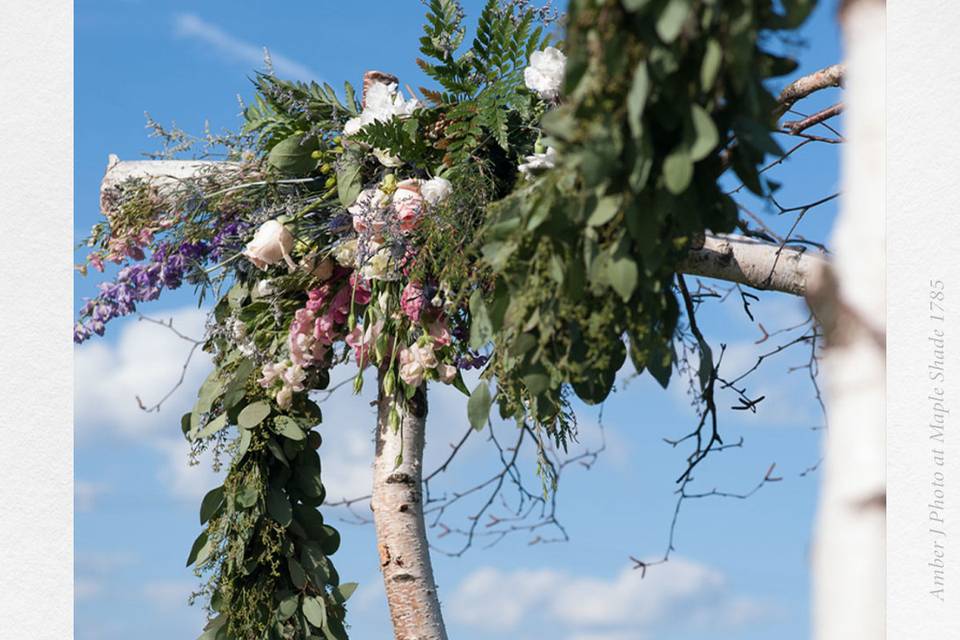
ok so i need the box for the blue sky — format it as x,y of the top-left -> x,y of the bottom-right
74,2 -> 842,639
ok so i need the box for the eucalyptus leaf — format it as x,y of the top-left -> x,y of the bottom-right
467,382 -> 492,431
607,252 -> 639,302
288,557 -> 307,590
275,415 -> 306,441
277,595 -> 299,622
626,62 -> 650,138
688,104 -> 719,161
238,401 -> 271,429
700,38 -> 723,90
663,147 -> 694,194
336,157 -> 363,208
199,486 -> 225,525
655,0 -> 691,43
186,531 -> 211,567
302,596 -> 327,629
267,487 -> 293,527
195,413 -> 228,441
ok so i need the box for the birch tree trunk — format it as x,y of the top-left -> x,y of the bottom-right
371,377 -> 449,640
807,1 -> 886,638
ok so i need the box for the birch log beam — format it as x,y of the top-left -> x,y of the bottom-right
99,154 -> 241,217
808,1 -> 886,639
679,233 -> 827,296
371,379 -> 449,640
100,157 -> 827,298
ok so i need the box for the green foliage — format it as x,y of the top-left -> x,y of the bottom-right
475,0 -> 814,442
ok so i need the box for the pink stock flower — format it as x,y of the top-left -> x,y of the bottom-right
400,282 -> 426,322
345,319 -> 385,367
350,273 -> 372,305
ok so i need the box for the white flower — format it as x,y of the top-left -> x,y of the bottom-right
332,238 -> 358,267
258,362 -> 286,388
276,386 -> 293,410
524,47 -> 566,100
243,220 -> 295,271
256,279 -> 277,297
347,187 -> 387,215
518,146 -> 558,179
360,244 -> 394,281
281,363 -> 307,392
342,80 -> 421,166
420,177 -> 453,206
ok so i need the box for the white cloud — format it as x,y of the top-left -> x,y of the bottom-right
75,579 -> 103,602
449,558 -> 774,636
76,550 -> 138,574
75,480 -> 108,512
142,579 -> 199,611
173,13 -> 317,81
75,307 -> 219,502
152,436 -> 226,502
74,307 -> 211,439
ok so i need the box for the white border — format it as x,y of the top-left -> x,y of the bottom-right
887,2 -> 960,637
0,2 -> 74,636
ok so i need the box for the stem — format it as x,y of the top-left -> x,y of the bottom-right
371,376 -> 448,640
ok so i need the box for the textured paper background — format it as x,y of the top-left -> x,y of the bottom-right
887,2 -> 960,637
0,2 -> 74,638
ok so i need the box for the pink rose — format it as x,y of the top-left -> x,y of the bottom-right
393,180 -> 424,233
437,363 -> 458,383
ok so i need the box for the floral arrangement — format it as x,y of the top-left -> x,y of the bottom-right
75,0 -> 814,637
76,2 -> 561,638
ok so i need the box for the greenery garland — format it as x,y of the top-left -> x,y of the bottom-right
75,1 -> 815,638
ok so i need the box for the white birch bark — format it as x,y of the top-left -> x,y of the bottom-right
371,379 -> 449,640
807,1 -> 886,638
680,233 -> 827,296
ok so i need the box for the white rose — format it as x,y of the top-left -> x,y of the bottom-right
256,279 -> 277,297
518,146 -> 558,179
524,47 -> 566,100
243,220 -> 295,270
332,238 -> 358,267
420,177 -> 453,206
360,245 -> 394,281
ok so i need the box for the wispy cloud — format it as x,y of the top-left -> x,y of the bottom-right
448,558 -> 777,637
173,13 -> 318,82
75,306 -> 223,502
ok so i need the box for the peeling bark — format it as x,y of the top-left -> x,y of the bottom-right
807,1 -> 886,638
371,378 -> 448,640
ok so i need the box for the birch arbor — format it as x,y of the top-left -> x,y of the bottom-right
77,0 -> 887,638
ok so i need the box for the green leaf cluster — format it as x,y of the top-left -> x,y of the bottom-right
474,0 -> 814,439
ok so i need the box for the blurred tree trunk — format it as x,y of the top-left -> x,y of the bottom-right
806,1 -> 886,638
